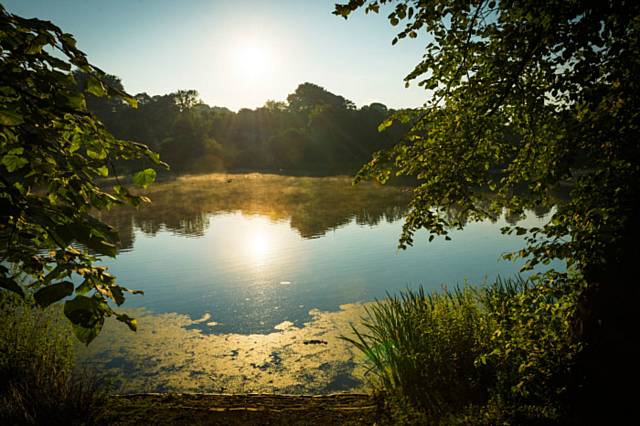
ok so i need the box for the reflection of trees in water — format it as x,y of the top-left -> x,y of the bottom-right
94,212 -> 136,252
98,174 -> 560,252
99,174 -> 412,251
433,197 -> 555,228
354,206 -> 406,227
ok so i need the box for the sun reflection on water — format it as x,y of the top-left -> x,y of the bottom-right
248,232 -> 269,261
240,216 -> 283,267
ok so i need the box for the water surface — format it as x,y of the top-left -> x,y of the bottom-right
80,173 -> 558,393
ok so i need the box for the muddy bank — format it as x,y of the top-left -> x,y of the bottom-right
103,392 -> 381,425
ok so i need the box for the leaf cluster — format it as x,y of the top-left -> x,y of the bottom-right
0,6 -> 165,343
336,0 -> 640,279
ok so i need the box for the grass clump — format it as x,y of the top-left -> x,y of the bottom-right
345,274 -> 582,425
0,292 -> 109,425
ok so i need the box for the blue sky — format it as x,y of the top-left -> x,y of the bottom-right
4,0 -> 431,111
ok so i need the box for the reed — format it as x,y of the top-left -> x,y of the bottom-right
344,275 -> 580,424
0,293 -> 109,425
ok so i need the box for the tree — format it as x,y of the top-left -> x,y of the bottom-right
174,89 -> 200,112
0,6 -> 164,343
263,99 -> 288,112
335,0 -> 639,417
287,82 -> 356,112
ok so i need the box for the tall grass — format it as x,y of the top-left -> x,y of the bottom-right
345,275 -> 581,424
0,292 -> 109,425
345,286 -> 492,417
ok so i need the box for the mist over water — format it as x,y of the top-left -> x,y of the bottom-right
97,173 -> 559,335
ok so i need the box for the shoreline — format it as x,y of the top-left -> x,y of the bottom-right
103,392 -> 381,425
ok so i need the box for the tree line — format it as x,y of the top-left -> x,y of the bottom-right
78,74 -> 407,175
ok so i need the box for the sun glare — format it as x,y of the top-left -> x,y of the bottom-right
231,41 -> 274,82
248,232 -> 269,259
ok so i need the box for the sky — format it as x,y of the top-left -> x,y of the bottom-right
3,0 -> 432,111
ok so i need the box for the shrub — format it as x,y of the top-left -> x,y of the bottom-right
0,292 -> 109,425
345,275 -> 582,424
480,274 -> 583,423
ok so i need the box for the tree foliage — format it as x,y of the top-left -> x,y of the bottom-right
335,0 -> 640,418
85,81 -> 404,174
0,6 -> 164,343
287,82 -> 356,112
335,0 -> 639,282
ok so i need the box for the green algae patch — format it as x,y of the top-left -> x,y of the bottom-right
77,304 -> 372,394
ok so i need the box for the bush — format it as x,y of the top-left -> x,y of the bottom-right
0,292 -> 109,425
345,275 -> 582,424
481,275 -> 583,420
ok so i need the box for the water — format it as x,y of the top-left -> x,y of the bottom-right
79,173 -> 559,393
97,173 -> 555,334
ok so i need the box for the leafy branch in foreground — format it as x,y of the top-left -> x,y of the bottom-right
337,0 -> 639,278
0,6 -> 166,343
336,0 -> 640,420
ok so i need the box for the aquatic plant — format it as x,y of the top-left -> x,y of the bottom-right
344,275 -> 582,424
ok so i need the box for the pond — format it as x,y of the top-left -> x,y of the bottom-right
78,173 -> 558,394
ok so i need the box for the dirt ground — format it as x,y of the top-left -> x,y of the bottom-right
103,393 -> 384,425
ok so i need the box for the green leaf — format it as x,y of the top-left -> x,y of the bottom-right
0,109 -> 24,126
7,147 -> 24,155
96,282 -> 125,305
75,278 -> 93,296
43,264 -> 64,284
96,165 -> 109,177
34,281 -> 74,308
378,118 -> 394,132
26,34 -> 49,54
64,295 -> 107,344
117,313 -> 138,332
86,76 -> 107,97
132,168 -> 156,188
72,322 -> 103,345
123,95 -> 138,108
0,9 -> 163,344
46,56 -> 72,71
146,150 -> 163,165
61,215 -> 119,257
64,295 -> 101,328
60,33 -> 77,49
69,135 -> 82,153
111,286 -> 125,305
0,277 -> 24,297
87,147 -> 107,160
1,154 -> 29,172
67,93 -> 87,110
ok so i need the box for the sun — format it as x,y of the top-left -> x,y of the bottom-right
231,41 -> 274,82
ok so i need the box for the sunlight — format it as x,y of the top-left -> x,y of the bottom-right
248,232 -> 269,259
239,216 -> 283,267
231,40 -> 275,82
